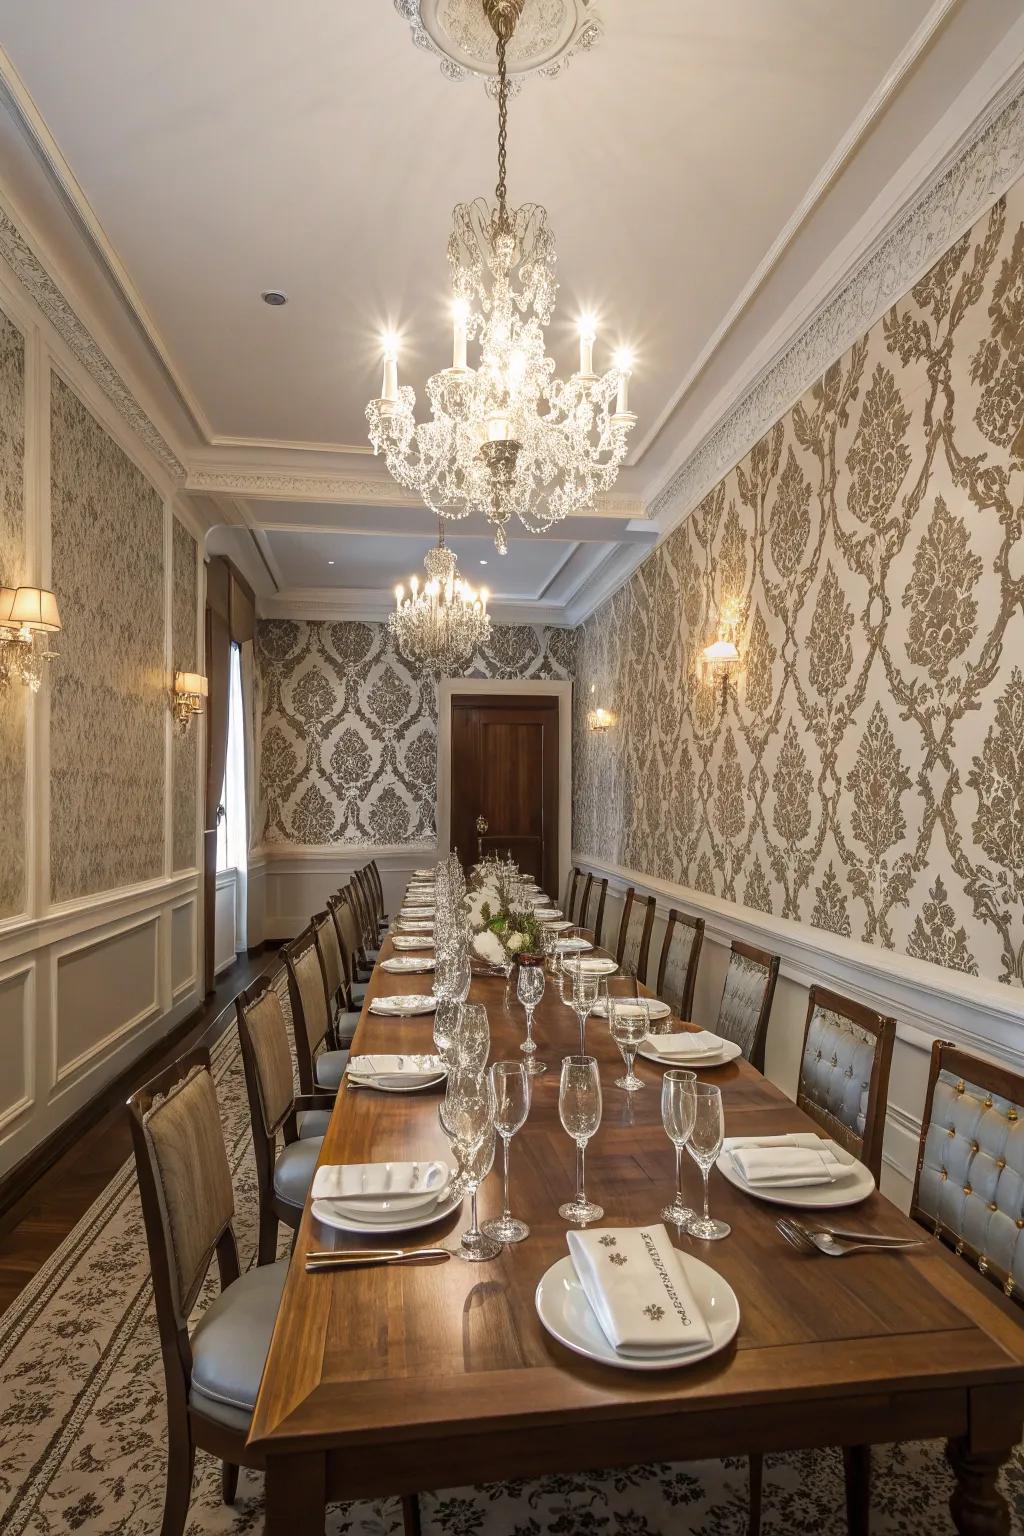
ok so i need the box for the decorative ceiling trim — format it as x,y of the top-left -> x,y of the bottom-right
648,69 -> 1024,526
394,0 -> 602,88
0,206 -> 185,480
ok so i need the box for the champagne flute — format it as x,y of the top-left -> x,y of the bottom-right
443,1070 -> 499,1261
687,1082 -> 730,1240
453,1002 -> 490,1073
567,961 -> 600,1055
608,995 -> 648,1091
660,1069 -> 697,1228
482,1061 -> 531,1243
558,1055 -> 603,1224
516,960 -> 546,1075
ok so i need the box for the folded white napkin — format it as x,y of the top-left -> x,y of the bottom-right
392,935 -> 434,951
312,1159 -> 448,1204
368,994 -> 437,1015
723,1132 -> 848,1186
647,1029 -> 722,1059
400,906 -> 435,918
346,1054 -> 445,1083
571,956 -> 617,975
567,1223 -> 712,1357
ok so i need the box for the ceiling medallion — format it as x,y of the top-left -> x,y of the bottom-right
368,0 -> 635,551
389,526 -> 492,675
394,0 -> 603,89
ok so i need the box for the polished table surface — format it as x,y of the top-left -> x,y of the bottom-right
249,927 -> 1024,1535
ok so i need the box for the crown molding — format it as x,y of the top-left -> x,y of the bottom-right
258,586 -> 572,627
647,51 -> 1024,528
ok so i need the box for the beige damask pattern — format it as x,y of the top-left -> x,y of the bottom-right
257,619 -> 574,846
49,377 -> 165,901
575,183 -> 1024,990
0,307 -> 25,917
171,515 -> 198,871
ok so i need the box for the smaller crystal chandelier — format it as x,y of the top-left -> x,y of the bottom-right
389,526 -> 491,674
0,586 -> 61,693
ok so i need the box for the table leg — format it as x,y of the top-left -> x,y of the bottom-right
946,1436 -> 1013,1536
265,1451 -> 325,1536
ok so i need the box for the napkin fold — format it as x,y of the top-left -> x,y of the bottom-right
568,1223 -> 712,1357
723,1132 -> 848,1187
647,1029 -> 722,1059
368,994 -> 437,1015
346,1053 -> 445,1084
312,1159 -> 448,1204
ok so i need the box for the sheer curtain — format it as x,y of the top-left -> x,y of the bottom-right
216,643 -> 248,950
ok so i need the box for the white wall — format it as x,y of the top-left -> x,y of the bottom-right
252,843 -> 438,944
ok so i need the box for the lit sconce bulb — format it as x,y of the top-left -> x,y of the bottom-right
613,348 -> 634,414
578,313 -> 597,375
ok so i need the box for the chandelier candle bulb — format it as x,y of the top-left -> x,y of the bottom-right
578,319 -> 596,376
453,300 -> 469,370
381,341 -> 399,403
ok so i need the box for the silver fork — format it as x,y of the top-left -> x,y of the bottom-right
776,1218 -> 922,1257
785,1214 -> 922,1248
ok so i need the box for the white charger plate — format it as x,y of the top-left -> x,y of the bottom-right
535,1253 -> 739,1372
637,1037 -> 742,1069
552,937 -> 593,953
312,1184 -> 462,1235
369,995 -> 437,1016
716,1139 -> 875,1208
346,1070 -> 447,1093
381,956 -> 436,973
392,937 -> 434,951
593,996 -> 670,1020
413,868 -> 436,878
312,1161 -> 449,1218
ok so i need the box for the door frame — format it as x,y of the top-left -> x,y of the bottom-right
437,678 -> 572,895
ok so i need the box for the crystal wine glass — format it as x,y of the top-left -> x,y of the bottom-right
567,960 -> 601,1055
443,1070 -> 499,1261
453,1001 -> 490,1074
687,1082 -> 730,1240
432,996 -> 460,1067
516,960 -> 546,1075
481,1061 -> 531,1243
608,994 -> 648,1091
660,1068 -> 697,1229
558,1055 -> 603,1224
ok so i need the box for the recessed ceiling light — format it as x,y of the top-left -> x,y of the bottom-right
261,290 -> 287,306
328,559 -> 335,566
479,559 -> 488,565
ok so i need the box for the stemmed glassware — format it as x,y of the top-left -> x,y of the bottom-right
608,994 -> 648,1091
482,1061 -> 531,1243
453,1002 -> 490,1073
443,1069 -> 500,1261
432,997 -> 460,1066
558,1055 -> 603,1224
516,960 -> 546,1075
660,1069 -> 697,1229
565,960 -> 600,1054
686,1082 -> 730,1240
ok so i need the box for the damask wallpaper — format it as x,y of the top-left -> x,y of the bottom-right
256,619 -> 574,846
171,515 -> 198,872
49,377 -> 166,902
575,183 -> 1024,990
0,308 -> 25,917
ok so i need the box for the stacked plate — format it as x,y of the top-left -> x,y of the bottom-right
636,1027 -> 742,1069
717,1134 -> 875,1207
311,1159 -> 461,1235
345,1053 -> 447,1090
381,954 -> 436,974
392,935 -> 434,952
368,994 -> 437,1016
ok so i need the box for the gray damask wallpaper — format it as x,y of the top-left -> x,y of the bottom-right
0,308 -> 25,917
256,619 -> 574,845
575,183 -> 1024,990
171,516 -> 198,872
50,377 -> 166,902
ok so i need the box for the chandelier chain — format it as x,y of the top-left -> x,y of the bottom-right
495,33 -> 509,226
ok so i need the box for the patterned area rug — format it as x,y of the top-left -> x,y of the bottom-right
2,1021 -> 1022,1535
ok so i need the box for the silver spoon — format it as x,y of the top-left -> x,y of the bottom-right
784,1214 -> 922,1247
777,1218 -> 922,1257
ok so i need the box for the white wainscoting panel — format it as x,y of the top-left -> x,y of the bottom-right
573,855 -> 1024,1213
214,868 -> 238,976
170,896 -> 197,998
0,961 -> 34,1136
53,916 -> 160,1088
256,844 -> 439,942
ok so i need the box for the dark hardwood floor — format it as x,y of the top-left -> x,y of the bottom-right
0,949 -> 278,1315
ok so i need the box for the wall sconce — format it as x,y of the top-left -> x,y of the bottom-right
587,706 -> 613,732
701,596 -> 743,714
0,586 -> 61,693
172,670 -> 208,732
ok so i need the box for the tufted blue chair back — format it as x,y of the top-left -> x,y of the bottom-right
911,1041 -> 1024,1305
795,986 -> 894,1180
714,941 -> 780,1073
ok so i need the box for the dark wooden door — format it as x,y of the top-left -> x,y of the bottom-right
450,696 -> 559,898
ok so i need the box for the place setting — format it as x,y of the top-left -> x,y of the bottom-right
392,934 -> 435,952
344,1054 -> 448,1092
309,1158 -> 462,1241
381,953 -> 436,974
717,1131 -> 875,1208
368,992 -> 438,1016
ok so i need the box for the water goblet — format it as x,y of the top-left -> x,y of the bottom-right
609,995 -> 648,1091
481,1061 -> 531,1243
660,1069 -> 697,1229
687,1082 -> 730,1240
432,996 -> 460,1066
453,1002 -> 490,1074
443,1070 -> 500,1261
516,959 -> 547,1075
557,1055 -> 603,1224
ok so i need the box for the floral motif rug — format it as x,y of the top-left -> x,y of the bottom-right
1,1023 -> 1021,1535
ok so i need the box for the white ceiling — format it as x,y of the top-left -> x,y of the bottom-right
0,0 -> 1020,621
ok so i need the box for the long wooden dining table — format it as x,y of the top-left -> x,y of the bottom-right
249,923 -> 1024,1535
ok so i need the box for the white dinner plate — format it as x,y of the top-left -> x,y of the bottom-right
381,956 -> 436,973
564,957 -> 618,978
716,1139 -> 875,1208
593,996 -> 671,1021
552,937 -> 593,953
400,907 -> 435,918
543,919 -> 574,932
397,920 -> 434,932
368,994 -> 437,1016
637,1037 -> 742,1069
413,868 -> 436,878
312,1184 -> 463,1235
392,936 -> 434,952
346,1070 -> 448,1094
535,1253 -> 740,1372
312,1161 -> 449,1217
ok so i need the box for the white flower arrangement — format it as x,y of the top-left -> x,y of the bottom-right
505,931 -> 527,954
471,927 -> 507,967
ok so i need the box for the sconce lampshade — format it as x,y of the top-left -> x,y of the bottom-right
702,637 -> 740,667
0,586 -> 15,628
174,671 -> 209,697
10,586 -> 61,633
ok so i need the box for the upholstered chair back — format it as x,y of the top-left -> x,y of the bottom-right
283,925 -> 331,1093
367,859 -> 385,916
615,890 -> 657,984
356,865 -> 379,929
236,979 -> 295,1139
578,873 -> 594,930
315,909 -> 344,1014
655,909 -> 705,1022
131,1053 -> 235,1328
335,890 -> 362,982
796,985 -> 894,1180
348,874 -> 372,950
911,1041 -> 1024,1303
714,941 -> 780,1073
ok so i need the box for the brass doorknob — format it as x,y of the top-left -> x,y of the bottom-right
475,814 -> 488,834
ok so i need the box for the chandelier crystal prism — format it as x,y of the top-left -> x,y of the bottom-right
389,527 -> 492,674
367,0 -> 636,553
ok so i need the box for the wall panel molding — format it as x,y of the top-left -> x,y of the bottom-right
49,913 -> 161,1092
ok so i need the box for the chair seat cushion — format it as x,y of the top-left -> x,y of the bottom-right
350,981 -> 368,1005
296,1108 -> 331,1139
334,1009 -> 361,1047
189,1259 -> 289,1432
314,1049 -> 350,1090
273,1135 -> 323,1210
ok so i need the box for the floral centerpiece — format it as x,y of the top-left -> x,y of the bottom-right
478,901 -> 544,963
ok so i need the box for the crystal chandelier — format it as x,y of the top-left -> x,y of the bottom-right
389,527 -> 492,674
367,0 -> 636,553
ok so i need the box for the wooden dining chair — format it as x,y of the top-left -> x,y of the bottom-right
655,909 -> 705,1021
127,1047 -> 289,1536
236,976 -> 335,1264
367,858 -> 388,926
313,909 -> 360,1046
795,984 -> 895,1182
614,889 -> 657,984
348,871 -> 380,972
712,940 -> 781,1073
360,861 -> 387,937
565,866 -> 582,922
328,890 -> 368,1010
581,876 -> 608,947
282,924 -> 350,1094
577,872 -> 593,930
